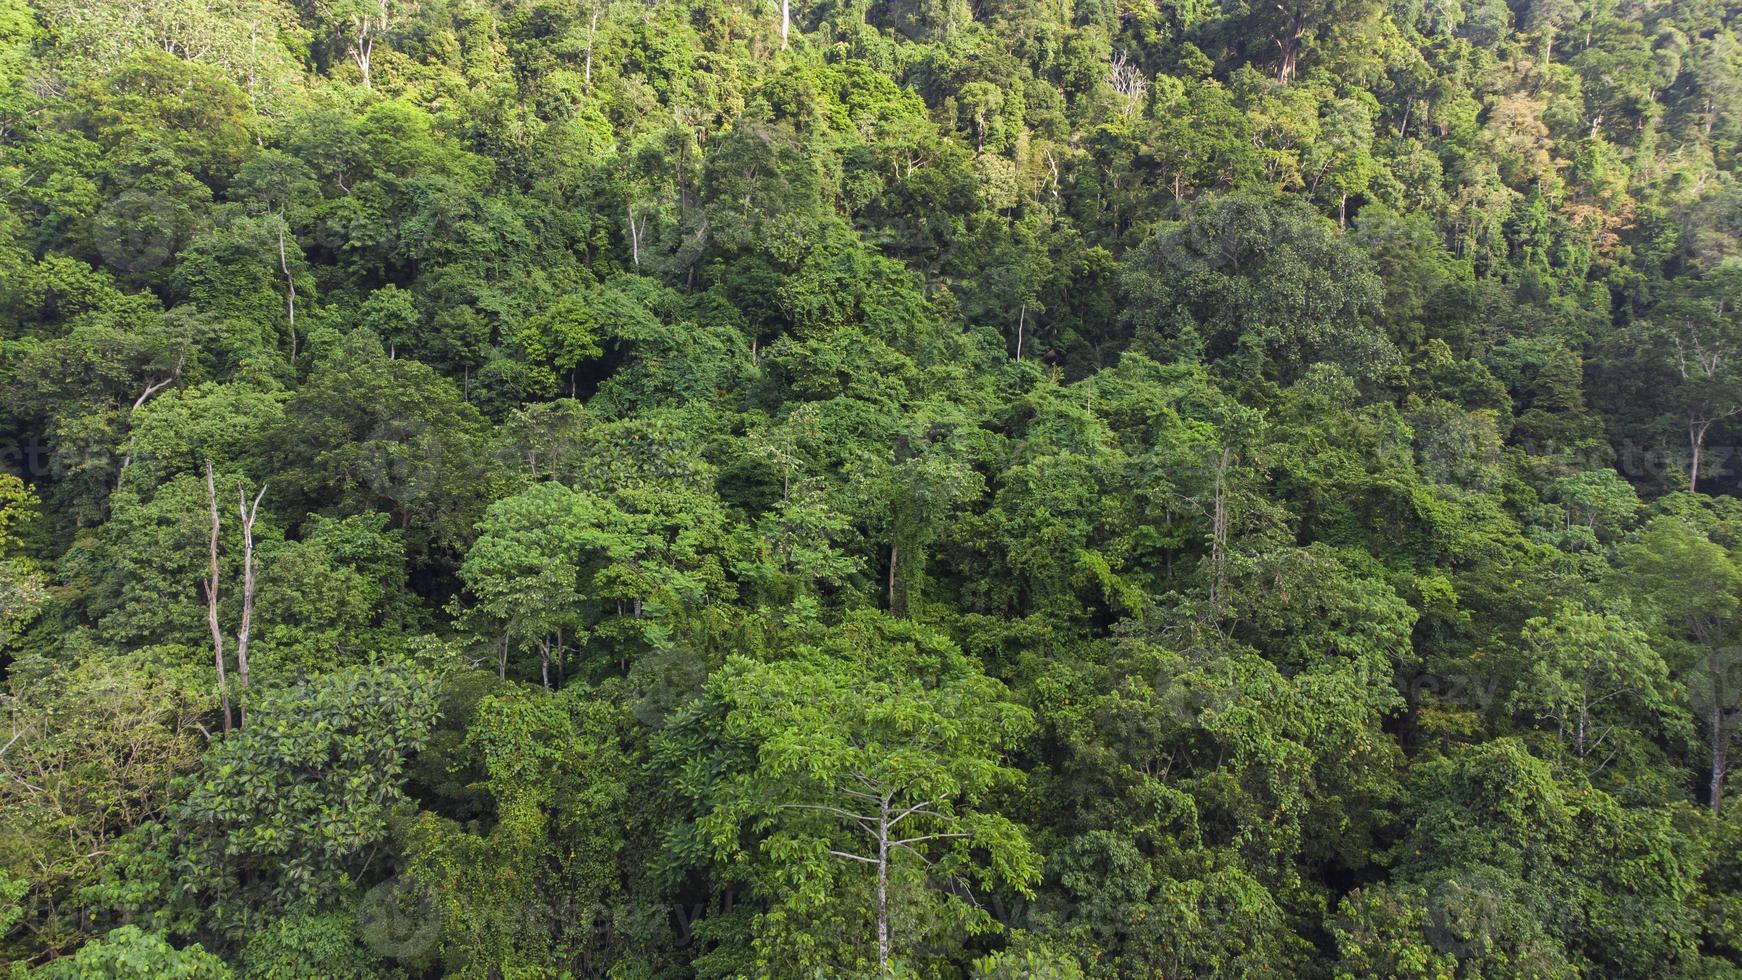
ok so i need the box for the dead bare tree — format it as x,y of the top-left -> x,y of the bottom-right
1108,51 -> 1149,115
202,461 -> 267,730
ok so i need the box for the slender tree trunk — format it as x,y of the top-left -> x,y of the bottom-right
627,205 -> 641,267
1575,695 -> 1587,758
1691,418 -> 1709,492
887,542 -> 900,617
204,462 -> 232,733
1015,303 -> 1025,361
234,483 -> 264,725
781,0 -> 790,48
277,216 -> 297,360
1713,698 -> 1728,815
585,5 -> 600,85
877,794 -> 891,973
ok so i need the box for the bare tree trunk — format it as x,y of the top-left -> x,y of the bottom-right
887,542 -> 900,617
627,204 -> 641,267
277,216 -> 297,360
877,794 -> 890,973
235,483 -> 265,725
585,4 -> 600,85
1015,303 -> 1025,361
1275,36 -> 1300,84
1575,693 -> 1587,758
781,0 -> 790,48
204,462 -> 232,733
354,34 -> 373,89
1712,700 -> 1728,814
1691,419 -> 1709,492
349,0 -> 389,89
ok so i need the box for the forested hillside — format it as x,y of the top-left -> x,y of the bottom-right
1,0 -> 1741,974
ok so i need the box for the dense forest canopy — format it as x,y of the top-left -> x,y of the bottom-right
1,0 -> 1742,974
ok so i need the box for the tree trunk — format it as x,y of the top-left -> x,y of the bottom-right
1713,699 -> 1728,815
1690,418 -> 1709,492
887,542 -> 901,617
1015,303 -> 1025,361
585,5 -> 600,85
627,205 -> 641,267
277,216 -> 297,360
234,483 -> 265,725
204,462 -> 232,733
354,34 -> 373,90
781,0 -> 790,49
1575,696 -> 1587,758
1275,32 -> 1301,84
877,794 -> 891,973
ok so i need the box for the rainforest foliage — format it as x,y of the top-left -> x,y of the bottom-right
2,0 -> 1742,974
